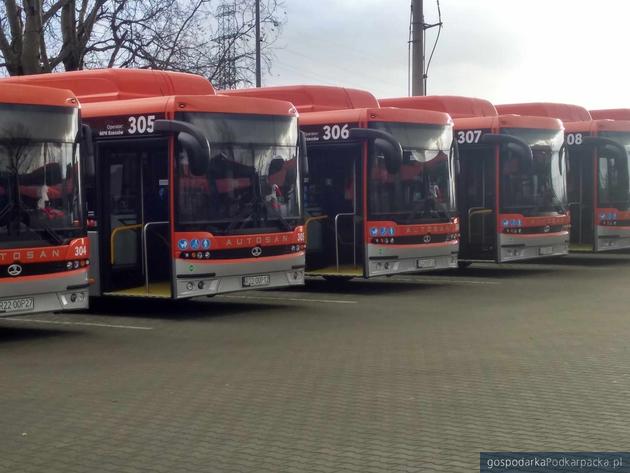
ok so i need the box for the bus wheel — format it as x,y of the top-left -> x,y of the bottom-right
323,275 -> 354,283
457,261 -> 472,269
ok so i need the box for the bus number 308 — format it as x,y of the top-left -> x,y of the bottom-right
566,133 -> 583,145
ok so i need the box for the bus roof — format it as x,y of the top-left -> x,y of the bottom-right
82,94 -> 298,119
379,95 -> 498,118
589,109 -> 630,120
563,119 -> 630,134
495,103 -> 592,122
0,82 -> 78,108
299,106 -> 452,127
222,85 -> 379,112
1,68 -> 215,103
454,114 -> 563,132
223,86 -> 452,126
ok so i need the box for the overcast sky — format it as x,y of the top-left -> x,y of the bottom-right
265,0 -> 629,110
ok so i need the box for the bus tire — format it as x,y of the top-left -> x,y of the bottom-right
457,261 -> 472,269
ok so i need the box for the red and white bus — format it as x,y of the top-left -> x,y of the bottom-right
381,96 -> 570,264
0,83 -> 90,315
225,86 -> 459,280
497,102 -> 630,252
497,103 -> 630,252
6,70 -> 306,298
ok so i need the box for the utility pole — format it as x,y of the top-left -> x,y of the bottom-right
255,0 -> 262,87
411,0 -> 425,96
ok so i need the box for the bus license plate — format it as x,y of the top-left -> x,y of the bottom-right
242,274 -> 270,288
539,246 -> 553,256
0,297 -> 34,313
417,258 -> 436,269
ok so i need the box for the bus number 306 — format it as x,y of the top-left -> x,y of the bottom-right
128,115 -> 156,135
322,124 -> 350,141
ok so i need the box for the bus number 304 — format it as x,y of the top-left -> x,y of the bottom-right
128,115 -> 156,135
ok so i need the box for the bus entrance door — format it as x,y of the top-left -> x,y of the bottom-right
567,145 -> 595,251
100,139 -> 172,297
459,147 -> 497,260
305,144 -> 364,278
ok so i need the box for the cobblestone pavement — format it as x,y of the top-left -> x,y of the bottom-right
1,253 -> 630,472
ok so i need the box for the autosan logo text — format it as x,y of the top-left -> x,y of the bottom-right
0,249 -> 61,262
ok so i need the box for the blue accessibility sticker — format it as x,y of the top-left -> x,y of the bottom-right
370,227 -> 378,237
178,239 -> 188,250
190,239 -> 200,250
202,239 -> 211,249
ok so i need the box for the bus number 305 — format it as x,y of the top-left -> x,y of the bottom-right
128,115 -> 156,135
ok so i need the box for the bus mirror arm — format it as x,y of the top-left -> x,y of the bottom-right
348,128 -> 403,173
481,133 -> 533,165
453,141 -> 461,175
80,124 -> 95,177
559,143 -> 567,176
299,131 -> 309,177
582,136 -> 628,160
154,119 -> 210,176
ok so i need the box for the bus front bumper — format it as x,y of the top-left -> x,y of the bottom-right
174,253 -> 305,298
498,232 -> 569,262
367,242 -> 459,277
595,225 -> 630,252
0,270 -> 89,316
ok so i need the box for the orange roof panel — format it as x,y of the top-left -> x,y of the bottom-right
222,85 -> 379,111
590,109 -> 630,120
380,95 -> 497,118
496,103 -> 591,122
0,82 -> 78,108
82,94 -> 297,119
1,68 -> 215,103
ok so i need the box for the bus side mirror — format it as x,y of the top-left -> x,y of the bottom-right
559,143 -> 567,175
154,119 -> 210,176
453,141 -> 461,175
80,124 -> 95,178
299,131 -> 309,177
582,136 -> 628,161
349,128 -> 403,174
482,133 -> 533,168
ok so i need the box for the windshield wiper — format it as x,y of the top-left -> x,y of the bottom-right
14,205 -> 66,245
429,208 -> 452,220
264,202 -> 292,232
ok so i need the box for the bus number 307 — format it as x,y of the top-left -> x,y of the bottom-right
457,130 -> 482,144
128,115 -> 156,135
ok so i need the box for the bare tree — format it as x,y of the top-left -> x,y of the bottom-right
0,0 -> 285,86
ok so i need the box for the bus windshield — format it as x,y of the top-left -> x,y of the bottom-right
367,122 -> 456,224
597,131 -> 630,210
0,104 -> 83,249
175,113 -> 301,235
499,128 -> 567,215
